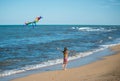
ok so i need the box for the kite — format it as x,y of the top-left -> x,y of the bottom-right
25,16 -> 42,28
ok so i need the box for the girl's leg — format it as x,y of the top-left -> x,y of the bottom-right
63,64 -> 67,70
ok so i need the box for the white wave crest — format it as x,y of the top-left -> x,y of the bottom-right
71,27 -> 116,32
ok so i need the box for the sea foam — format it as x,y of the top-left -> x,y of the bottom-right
71,27 -> 116,32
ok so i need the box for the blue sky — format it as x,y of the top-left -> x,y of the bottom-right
0,0 -> 120,25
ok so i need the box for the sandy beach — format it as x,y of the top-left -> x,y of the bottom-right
12,45 -> 120,81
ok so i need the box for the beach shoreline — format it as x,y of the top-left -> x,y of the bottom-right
12,44 -> 120,81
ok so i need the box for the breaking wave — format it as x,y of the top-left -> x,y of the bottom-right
71,27 -> 116,32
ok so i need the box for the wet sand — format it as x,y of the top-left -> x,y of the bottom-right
12,45 -> 120,81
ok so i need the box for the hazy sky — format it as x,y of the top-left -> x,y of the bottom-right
0,0 -> 120,25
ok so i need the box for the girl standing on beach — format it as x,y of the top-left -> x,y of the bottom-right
57,47 -> 74,70
62,47 -> 68,70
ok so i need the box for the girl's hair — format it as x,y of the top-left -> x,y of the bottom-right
64,47 -> 68,51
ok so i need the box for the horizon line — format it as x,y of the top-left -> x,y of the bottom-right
0,24 -> 120,26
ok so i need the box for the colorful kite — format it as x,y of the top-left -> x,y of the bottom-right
25,16 -> 42,27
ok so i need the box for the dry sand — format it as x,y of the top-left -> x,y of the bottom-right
12,45 -> 120,81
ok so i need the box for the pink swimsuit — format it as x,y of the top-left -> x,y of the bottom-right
63,58 -> 68,64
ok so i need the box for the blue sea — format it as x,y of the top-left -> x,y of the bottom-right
0,25 -> 120,79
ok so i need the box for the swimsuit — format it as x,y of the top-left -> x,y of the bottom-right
63,58 -> 68,64
63,50 -> 68,64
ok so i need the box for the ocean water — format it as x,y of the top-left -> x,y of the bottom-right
0,25 -> 120,78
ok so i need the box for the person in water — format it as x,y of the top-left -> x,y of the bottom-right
62,47 -> 68,70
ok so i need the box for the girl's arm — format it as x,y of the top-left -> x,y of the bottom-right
68,50 -> 76,55
56,47 -> 63,52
